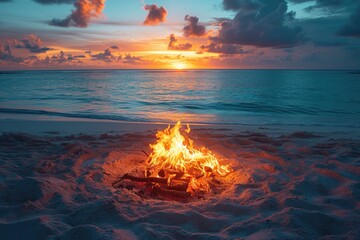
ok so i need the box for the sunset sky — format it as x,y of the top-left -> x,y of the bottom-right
0,0 -> 359,69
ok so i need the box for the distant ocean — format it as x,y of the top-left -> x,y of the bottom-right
1,69 -> 360,128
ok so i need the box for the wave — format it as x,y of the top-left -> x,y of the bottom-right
0,108 -> 137,122
136,101 -> 329,115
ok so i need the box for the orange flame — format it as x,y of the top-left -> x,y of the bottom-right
147,121 -> 231,194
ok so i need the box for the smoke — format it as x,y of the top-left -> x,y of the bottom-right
49,0 -> 106,28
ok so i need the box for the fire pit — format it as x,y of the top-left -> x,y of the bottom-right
113,122 -> 232,199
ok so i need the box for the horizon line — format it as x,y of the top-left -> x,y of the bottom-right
1,68 -> 360,72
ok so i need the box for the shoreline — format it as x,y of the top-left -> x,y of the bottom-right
1,119 -> 359,140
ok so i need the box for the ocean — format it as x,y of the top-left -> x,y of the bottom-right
0,69 -> 359,129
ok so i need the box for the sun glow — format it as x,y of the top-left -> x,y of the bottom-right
173,62 -> 187,70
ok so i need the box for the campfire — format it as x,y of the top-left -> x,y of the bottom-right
113,121 -> 232,198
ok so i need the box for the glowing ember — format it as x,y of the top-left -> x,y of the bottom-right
146,121 -> 231,195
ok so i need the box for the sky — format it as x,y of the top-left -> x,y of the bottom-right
0,0 -> 359,69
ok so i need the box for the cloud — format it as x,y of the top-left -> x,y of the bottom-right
49,0 -> 106,28
11,34 -> 53,53
90,51 -> 142,64
212,17 -> 232,26
33,0 -> 75,4
201,42 -> 253,55
289,0 -> 357,12
168,34 -> 192,51
123,54 -> 142,64
290,1 -> 360,38
183,15 -> 206,37
91,48 -> 119,62
50,51 -> 67,63
25,51 -> 85,65
217,0 -> 305,48
66,54 -> 86,61
0,43 -> 24,63
222,0 -> 260,11
110,45 -> 119,49
143,4 -> 167,25
337,4 -> 360,38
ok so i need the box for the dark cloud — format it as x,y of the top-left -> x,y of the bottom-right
67,54 -> 85,61
337,4 -> 360,38
289,0 -> 358,12
33,0 -> 75,4
183,15 -> 206,37
296,16 -> 343,42
168,34 -> 192,51
123,54 -> 142,64
313,39 -> 348,47
49,51 -> 84,64
223,0 -> 260,11
110,45 -> 119,49
11,34 -> 53,53
91,49 -> 116,62
0,44 -> 24,63
50,51 -> 66,63
91,48 -> 120,62
212,17 -> 232,26
24,51 -> 85,65
49,0 -> 106,28
201,42 -> 253,55
217,0 -> 305,48
124,54 -> 140,61
143,4 -> 167,25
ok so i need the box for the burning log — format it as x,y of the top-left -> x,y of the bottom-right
112,173 -> 190,192
113,173 -> 167,185
152,185 -> 191,198
146,121 -> 232,194
112,122 -> 232,199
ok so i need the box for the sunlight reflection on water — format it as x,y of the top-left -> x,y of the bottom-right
0,70 -> 359,127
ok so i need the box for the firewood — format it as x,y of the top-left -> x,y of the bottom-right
142,150 -> 149,157
112,173 -> 190,187
112,174 -> 166,186
166,180 -> 189,192
152,185 -> 191,198
158,169 -> 165,177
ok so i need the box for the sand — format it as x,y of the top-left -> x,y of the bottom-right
0,119 -> 359,239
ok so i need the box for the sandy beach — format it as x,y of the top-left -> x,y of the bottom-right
1,0 -> 360,238
0,119 -> 359,239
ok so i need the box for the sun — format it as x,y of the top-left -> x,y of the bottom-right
173,62 -> 187,70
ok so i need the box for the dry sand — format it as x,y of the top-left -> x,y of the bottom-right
0,119 -> 359,239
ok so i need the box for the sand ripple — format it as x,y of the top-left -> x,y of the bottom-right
0,130 -> 359,239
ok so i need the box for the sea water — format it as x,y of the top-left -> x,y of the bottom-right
0,69 -> 359,129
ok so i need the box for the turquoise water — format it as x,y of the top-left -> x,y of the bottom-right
0,70 -> 359,128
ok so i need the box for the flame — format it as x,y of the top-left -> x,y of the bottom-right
147,121 -> 231,194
